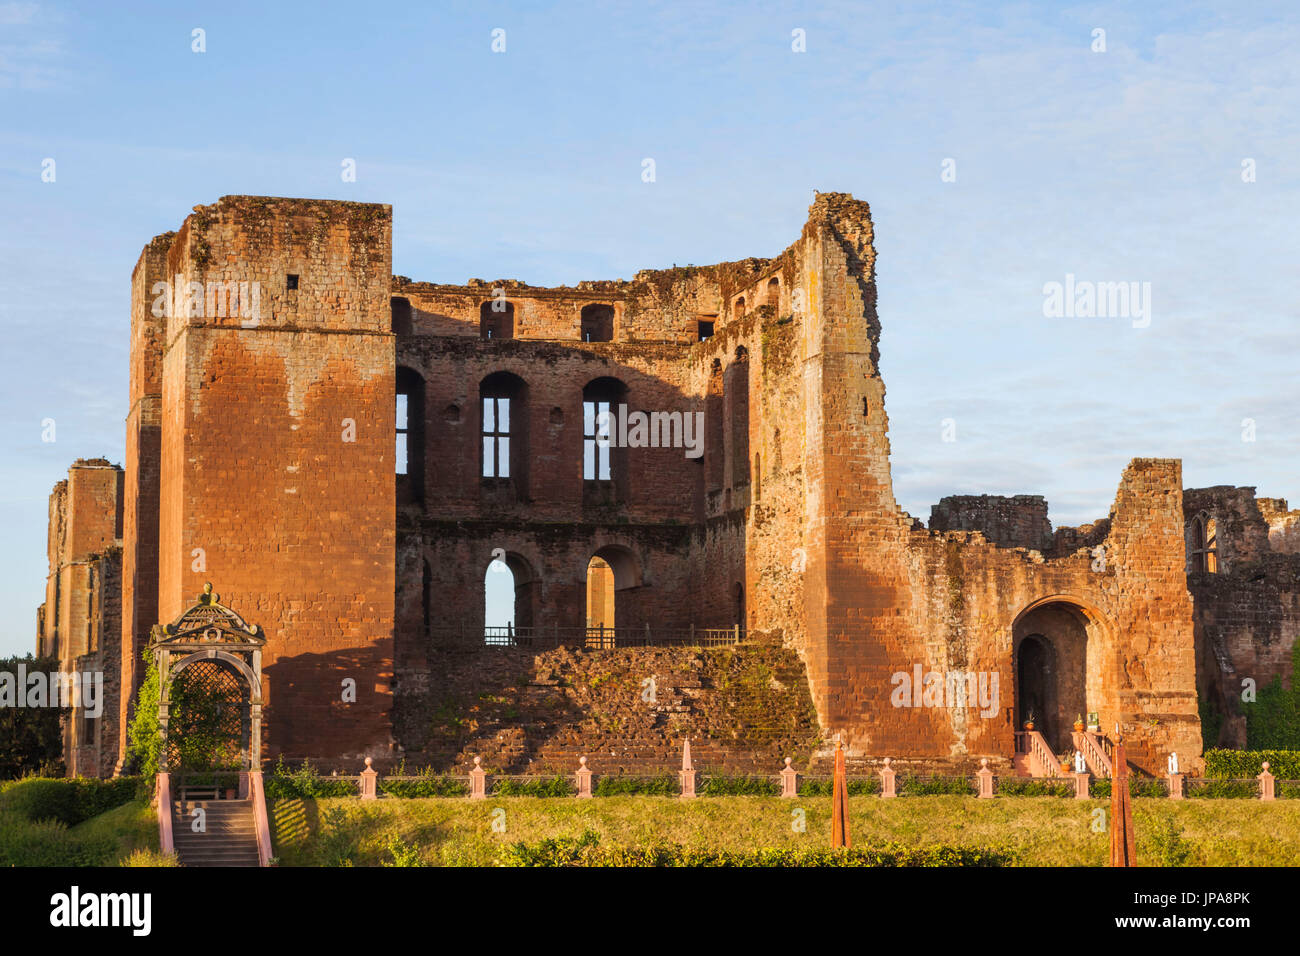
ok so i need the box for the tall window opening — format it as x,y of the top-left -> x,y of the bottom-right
733,296 -> 746,321
396,366 -> 425,504
582,378 -> 628,495
391,296 -> 412,336
581,304 -> 615,342
1190,514 -> 1219,573
480,372 -> 529,497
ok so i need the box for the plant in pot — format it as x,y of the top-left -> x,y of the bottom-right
1073,714 -> 1085,733
1024,712 -> 1036,732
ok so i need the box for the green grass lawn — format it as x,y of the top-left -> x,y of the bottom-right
269,795 -> 1300,867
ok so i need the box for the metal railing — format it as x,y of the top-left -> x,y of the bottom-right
427,623 -> 744,650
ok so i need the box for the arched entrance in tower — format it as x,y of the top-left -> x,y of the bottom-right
1012,599 -> 1102,753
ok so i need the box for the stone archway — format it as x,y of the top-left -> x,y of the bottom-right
148,583 -> 265,773
1012,598 -> 1104,753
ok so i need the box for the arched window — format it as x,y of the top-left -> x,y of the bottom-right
396,366 -> 425,504
765,277 -> 780,308
480,372 -> 529,495
583,378 -> 628,497
480,300 -> 515,340
1189,514 -> 1219,573
733,296 -> 746,321
581,304 -> 615,342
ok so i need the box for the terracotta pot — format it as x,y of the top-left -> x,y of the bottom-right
1074,721 -> 1085,732
1024,721 -> 1035,731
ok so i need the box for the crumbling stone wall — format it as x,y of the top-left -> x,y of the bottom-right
930,495 -> 1052,552
35,460 -> 124,777
394,643 -> 820,774
1183,487 -> 1300,747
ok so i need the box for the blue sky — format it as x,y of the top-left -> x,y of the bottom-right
2,1 -> 1297,653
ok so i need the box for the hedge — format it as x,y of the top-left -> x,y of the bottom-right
1089,777 -> 1168,799
0,776 -> 143,827
500,830 -> 1014,867
1203,749 -> 1300,780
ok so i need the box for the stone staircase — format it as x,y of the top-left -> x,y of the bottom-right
172,799 -> 261,867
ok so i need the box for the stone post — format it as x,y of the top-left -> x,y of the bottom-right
880,757 -> 897,799
359,756 -> 378,800
977,758 -> 994,798
679,738 -> 696,799
575,756 -> 592,798
1074,771 -> 1090,799
469,755 -> 486,800
780,757 -> 799,798
1258,762 -> 1275,801
1167,773 -> 1184,800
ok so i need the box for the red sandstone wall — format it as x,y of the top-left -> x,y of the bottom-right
157,196 -> 396,765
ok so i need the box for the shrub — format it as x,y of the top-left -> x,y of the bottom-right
491,775 -> 575,797
995,778 -> 1072,797
0,776 -> 143,827
1088,777 -> 1168,799
593,773 -> 678,797
121,849 -> 179,867
379,772 -> 468,798
898,774 -> 976,796
797,778 -> 880,796
1203,749 -> 1300,780
1242,643 -> 1300,749
499,829 -> 1014,867
1148,817 -> 1193,866
263,757 -> 357,799
1187,779 -> 1259,799
381,836 -> 426,867
699,775 -> 779,796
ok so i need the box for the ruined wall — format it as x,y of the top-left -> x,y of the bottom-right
117,233 -> 169,770
395,643 -> 821,774
1184,487 -> 1300,747
34,460 -> 124,777
930,495 -> 1052,552
155,196 -> 396,764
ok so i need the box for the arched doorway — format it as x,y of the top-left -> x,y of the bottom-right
585,545 -> 641,646
484,552 -> 537,645
1012,599 -> 1099,752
